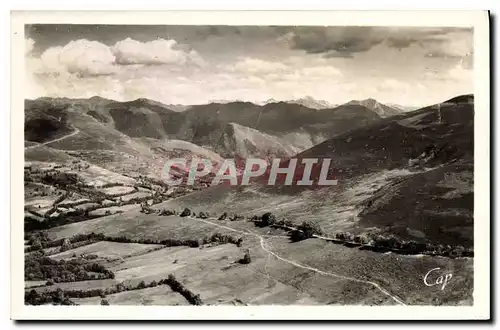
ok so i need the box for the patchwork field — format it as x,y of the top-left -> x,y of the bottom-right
47,213 -> 246,241
101,186 -> 136,196
27,279 -> 120,294
50,241 -> 162,261
72,285 -> 190,306
42,213 -> 472,306
88,204 -> 141,217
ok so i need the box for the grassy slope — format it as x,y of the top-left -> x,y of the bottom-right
46,214 -> 472,305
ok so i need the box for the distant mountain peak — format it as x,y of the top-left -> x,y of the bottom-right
345,98 -> 402,118
287,96 -> 335,109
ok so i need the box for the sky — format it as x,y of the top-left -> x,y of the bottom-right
25,25 -> 473,107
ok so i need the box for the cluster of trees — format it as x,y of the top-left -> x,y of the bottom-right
205,233 -> 243,247
251,212 -> 293,229
259,212 -> 277,227
246,211 -> 473,258
25,288 -> 75,305
197,211 -> 210,219
25,251 -> 115,282
162,274 -> 203,306
218,212 -> 245,221
345,232 -> 474,258
158,208 -> 209,220
26,275 -> 203,306
159,209 -> 178,216
152,207 -> 245,222
41,172 -> 79,187
106,234 -> 202,248
99,182 -> 125,188
25,231 -> 51,251
25,208 -> 101,232
180,208 -> 191,217
290,221 -> 324,242
26,230 -> 243,264
26,232 -> 102,253
229,214 -> 245,221
244,212 -> 290,232
105,232 -> 242,248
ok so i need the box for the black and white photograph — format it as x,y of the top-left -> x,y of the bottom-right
10,10 -> 490,320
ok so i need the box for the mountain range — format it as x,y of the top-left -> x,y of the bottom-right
156,94 -> 474,247
23,93 -> 475,306
25,96 -> 391,173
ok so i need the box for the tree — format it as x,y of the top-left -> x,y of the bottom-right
298,221 -> 323,238
25,289 -> 41,305
192,294 -> 203,306
180,208 -> 192,217
261,212 -> 276,226
238,250 -> 252,264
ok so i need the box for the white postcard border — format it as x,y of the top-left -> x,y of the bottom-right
10,10 -> 490,320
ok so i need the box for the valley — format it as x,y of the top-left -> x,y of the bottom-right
23,94 -> 474,306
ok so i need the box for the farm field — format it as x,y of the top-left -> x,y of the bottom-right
27,279 -> 119,294
47,213 -> 245,242
22,90 -> 477,309
42,213 -> 472,306
50,241 -> 162,261
101,186 -> 136,196
72,285 -> 190,306
88,204 -> 141,217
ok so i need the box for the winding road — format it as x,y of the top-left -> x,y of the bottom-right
186,215 -> 407,306
25,128 -> 80,150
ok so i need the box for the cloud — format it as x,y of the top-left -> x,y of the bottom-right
447,62 -> 473,82
226,56 -> 343,78
227,57 -> 288,73
29,37 -> 204,79
376,78 -> 410,92
112,38 -> 204,66
25,27 -> 473,106
422,31 -> 473,60
38,39 -> 117,77
289,27 -> 384,57
287,27 -> 473,61
299,66 -> 342,77
324,52 -> 354,59
384,28 -> 452,48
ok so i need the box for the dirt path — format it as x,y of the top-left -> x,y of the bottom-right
25,128 -> 80,150
187,215 -> 407,306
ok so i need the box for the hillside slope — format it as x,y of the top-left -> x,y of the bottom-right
152,95 -> 474,247
25,96 -> 383,160
345,98 -> 402,118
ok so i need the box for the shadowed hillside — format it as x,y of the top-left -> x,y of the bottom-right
155,95 -> 474,248
345,98 -> 402,117
24,96 -> 383,162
